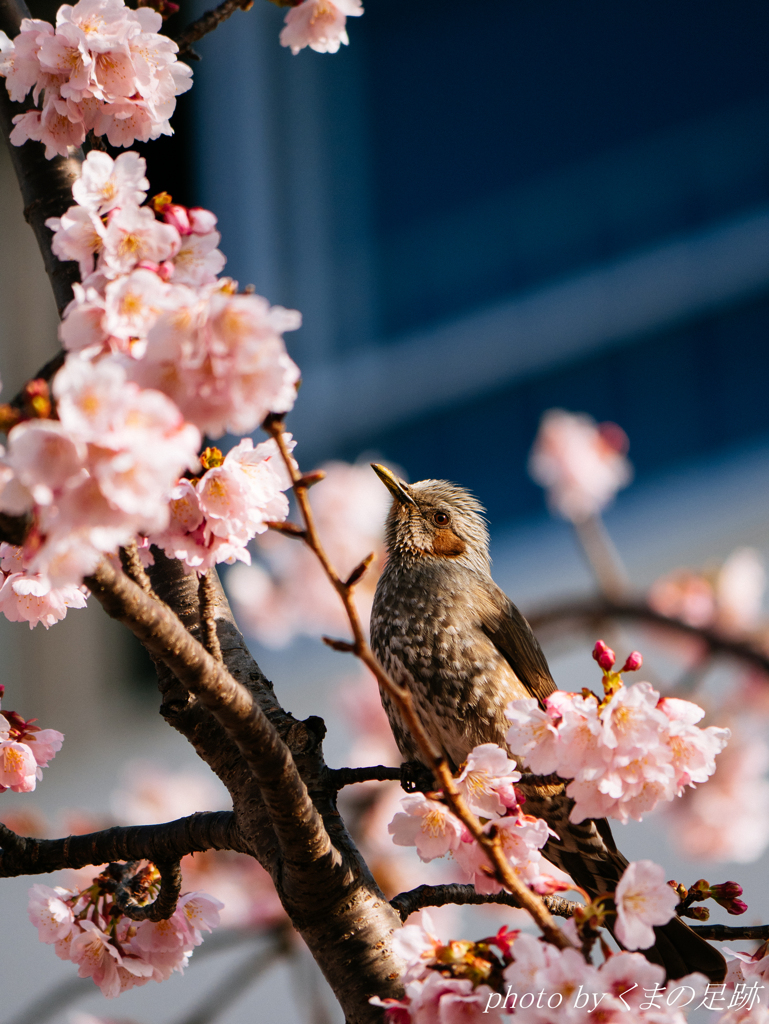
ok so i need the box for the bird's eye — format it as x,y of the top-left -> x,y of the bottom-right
433,511 -> 450,526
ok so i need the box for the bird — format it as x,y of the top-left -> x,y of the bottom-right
369,464 -> 726,983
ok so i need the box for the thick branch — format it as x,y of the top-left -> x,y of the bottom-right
85,558 -> 333,879
391,883 -> 577,921
0,0 -> 81,315
0,812 -> 242,878
528,596 -> 769,676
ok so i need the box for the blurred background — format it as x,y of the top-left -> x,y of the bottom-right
3,0 -> 769,1021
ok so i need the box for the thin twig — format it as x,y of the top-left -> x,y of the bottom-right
114,859 -> 182,921
527,597 -> 769,676
264,417 -> 571,950
199,570 -> 223,662
174,0 -> 254,58
390,883 -> 578,921
573,515 -> 629,600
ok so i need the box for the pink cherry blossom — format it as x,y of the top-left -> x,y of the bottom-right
72,150 -> 149,214
613,860 -> 680,950
455,743 -> 521,818
46,206 -> 105,279
505,676 -> 728,825
0,738 -> 39,791
28,884 -> 76,943
134,285 -> 301,438
452,814 -> 549,894
528,409 -> 632,522
280,0 -> 363,55
0,0 -> 192,158
388,793 -> 466,862
100,204 -> 180,278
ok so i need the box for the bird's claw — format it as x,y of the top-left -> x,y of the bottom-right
399,761 -> 435,793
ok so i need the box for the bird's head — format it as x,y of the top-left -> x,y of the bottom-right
371,464 -> 491,574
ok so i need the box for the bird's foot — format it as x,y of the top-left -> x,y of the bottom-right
399,761 -> 436,793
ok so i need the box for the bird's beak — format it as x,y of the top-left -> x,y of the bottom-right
371,463 -> 416,506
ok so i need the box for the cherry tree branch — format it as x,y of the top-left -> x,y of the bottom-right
691,924 -> 769,941
324,765 -> 402,788
0,812 -> 242,877
527,596 -> 769,675
390,883 -> 577,921
264,417 -> 571,951
174,0 -> 256,59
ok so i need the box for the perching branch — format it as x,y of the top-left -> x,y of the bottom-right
390,883 -> 577,921
0,812 -> 242,878
324,765 -> 402,788
264,416 -> 572,951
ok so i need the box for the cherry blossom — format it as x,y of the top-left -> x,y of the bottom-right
505,650 -> 730,824
389,793 -> 467,862
280,0 -> 363,55
28,865 -> 223,997
0,542 -> 88,629
528,409 -> 632,522
0,0 -> 192,158
455,743 -> 521,818
613,860 -> 680,950
668,728 -> 769,863
227,459 -> 390,647
149,437 -> 295,573
0,688 -> 64,791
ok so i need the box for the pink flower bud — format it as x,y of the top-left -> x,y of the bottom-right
592,640 -> 615,671
688,906 -> 710,921
621,651 -> 643,672
162,204 -> 191,235
711,881 -> 743,900
725,899 -> 749,916
188,208 -> 218,235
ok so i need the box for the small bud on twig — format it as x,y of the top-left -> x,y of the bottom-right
298,471 -> 326,489
266,521 -> 306,539
345,552 -> 375,588
592,640 -> 616,672
322,636 -> 356,653
621,651 -> 643,672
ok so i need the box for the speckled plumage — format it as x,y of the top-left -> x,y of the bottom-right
370,470 -> 726,983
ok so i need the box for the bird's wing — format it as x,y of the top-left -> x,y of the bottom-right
477,582 -> 557,706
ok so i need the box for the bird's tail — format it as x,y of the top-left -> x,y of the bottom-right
639,916 -> 726,983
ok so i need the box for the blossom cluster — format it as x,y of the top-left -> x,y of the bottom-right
0,684 -> 63,792
0,0 -> 192,158
0,356 -> 200,587
280,0 -> 363,56
0,542 -> 87,628
505,643 -> 730,824
149,437 -> 295,573
227,459 -> 390,646
373,903 -> 715,1024
28,868 -> 222,998
388,744 -> 551,892
50,150 -> 301,440
0,150 -> 301,601
528,409 -> 632,522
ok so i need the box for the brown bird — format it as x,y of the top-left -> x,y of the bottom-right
369,464 -> 725,983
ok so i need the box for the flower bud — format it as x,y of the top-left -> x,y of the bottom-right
162,204 -> 192,235
724,899 -> 749,916
621,651 -> 643,672
687,906 -> 710,921
188,208 -> 218,235
592,640 -> 615,671
710,881 -> 743,900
